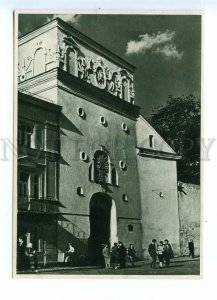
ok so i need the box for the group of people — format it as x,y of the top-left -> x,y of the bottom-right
17,237 -> 38,271
102,242 -> 136,269
18,236 -> 196,271
148,239 -> 174,269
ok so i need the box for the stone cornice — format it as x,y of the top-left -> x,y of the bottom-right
136,147 -> 181,161
57,68 -> 140,120
18,91 -> 62,113
19,17 -> 136,74
18,68 -> 140,120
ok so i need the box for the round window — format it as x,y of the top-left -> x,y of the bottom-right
77,107 -> 85,117
119,160 -> 126,170
80,151 -> 87,161
100,116 -> 106,125
121,122 -> 128,132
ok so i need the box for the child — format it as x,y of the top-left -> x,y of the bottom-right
157,241 -> 165,268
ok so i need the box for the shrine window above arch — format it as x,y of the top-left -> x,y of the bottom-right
93,150 -> 110,184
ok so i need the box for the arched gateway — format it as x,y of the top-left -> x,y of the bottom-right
89,193 -> 117,265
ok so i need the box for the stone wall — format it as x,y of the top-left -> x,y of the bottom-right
178,182 -> 200,256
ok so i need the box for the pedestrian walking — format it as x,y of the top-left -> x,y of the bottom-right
118,241 -> 127,269
102,244 -> 110,268
188,239 -> 195,258
110,242 -> 119,269
157,241 -> 165,268
64,243 -> 75,265
127,243 -> 136,267
148,239 -> 157,269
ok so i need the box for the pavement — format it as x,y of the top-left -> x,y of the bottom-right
17,256 -> 200,276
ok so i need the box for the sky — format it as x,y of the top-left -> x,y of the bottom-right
18,14 -> 201,117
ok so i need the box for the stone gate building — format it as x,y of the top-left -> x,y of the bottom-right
17,17 -> 181,267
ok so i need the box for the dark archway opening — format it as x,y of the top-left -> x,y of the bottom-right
89,193 -> 112,266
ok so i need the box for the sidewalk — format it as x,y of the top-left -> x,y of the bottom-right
17,256 -> 200,274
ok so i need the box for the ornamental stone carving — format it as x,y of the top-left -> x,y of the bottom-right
18,35 -> 135,103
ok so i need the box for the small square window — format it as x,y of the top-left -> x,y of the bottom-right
128,224 -> 133,232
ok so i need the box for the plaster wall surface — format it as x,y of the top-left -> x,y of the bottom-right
18,27 -> 58,80
137,155 -> 180,259
178,183 -> 200,256
56,87 -> 142,257
136,116 -> 175,154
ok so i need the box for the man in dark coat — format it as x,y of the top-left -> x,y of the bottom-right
148,239 -> 157,269
163,239 -> 174,267
188,239 -> 195,258
17,236 -> 27,271
118,241 -> 127,269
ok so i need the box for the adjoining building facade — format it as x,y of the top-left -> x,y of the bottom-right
17,17 -> 182,267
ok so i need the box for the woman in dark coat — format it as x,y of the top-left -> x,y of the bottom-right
163,239 -> 173,267
110,242 -> 119,269
118,241 -> 127,269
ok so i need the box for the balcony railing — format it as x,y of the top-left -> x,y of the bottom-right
18,195 -> 59,214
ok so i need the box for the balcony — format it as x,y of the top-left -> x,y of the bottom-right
18,195 -> 60,214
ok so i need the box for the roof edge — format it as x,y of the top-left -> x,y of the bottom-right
138,115 -> 177,155
18,17 -> 136,73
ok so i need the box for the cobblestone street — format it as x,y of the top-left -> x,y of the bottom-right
19,257 -> 200,276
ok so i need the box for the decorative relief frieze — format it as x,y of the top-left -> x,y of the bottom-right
18,36 -> 135,103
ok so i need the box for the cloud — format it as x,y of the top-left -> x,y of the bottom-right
18,14 -> 82,38
46,14 -> 81,26
126,30 -> 183,60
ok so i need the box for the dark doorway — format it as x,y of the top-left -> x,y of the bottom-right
89,193 -> 112,266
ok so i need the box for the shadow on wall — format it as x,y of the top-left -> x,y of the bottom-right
60,113 -> 83,136
57,222 -> 89,265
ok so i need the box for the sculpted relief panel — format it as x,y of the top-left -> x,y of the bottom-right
18,36 -> 135,104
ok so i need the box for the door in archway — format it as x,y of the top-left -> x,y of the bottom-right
89,193 -> 112,265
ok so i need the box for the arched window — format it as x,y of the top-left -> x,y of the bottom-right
122,78 -> 129,101
111,168 -> 119,186
89,150 -> 119,186
66,48 -> 76,75
89,162 -> 94,182
33,48 -> 45,76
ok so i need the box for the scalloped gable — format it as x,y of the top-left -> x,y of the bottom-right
136,115 -> 176,154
